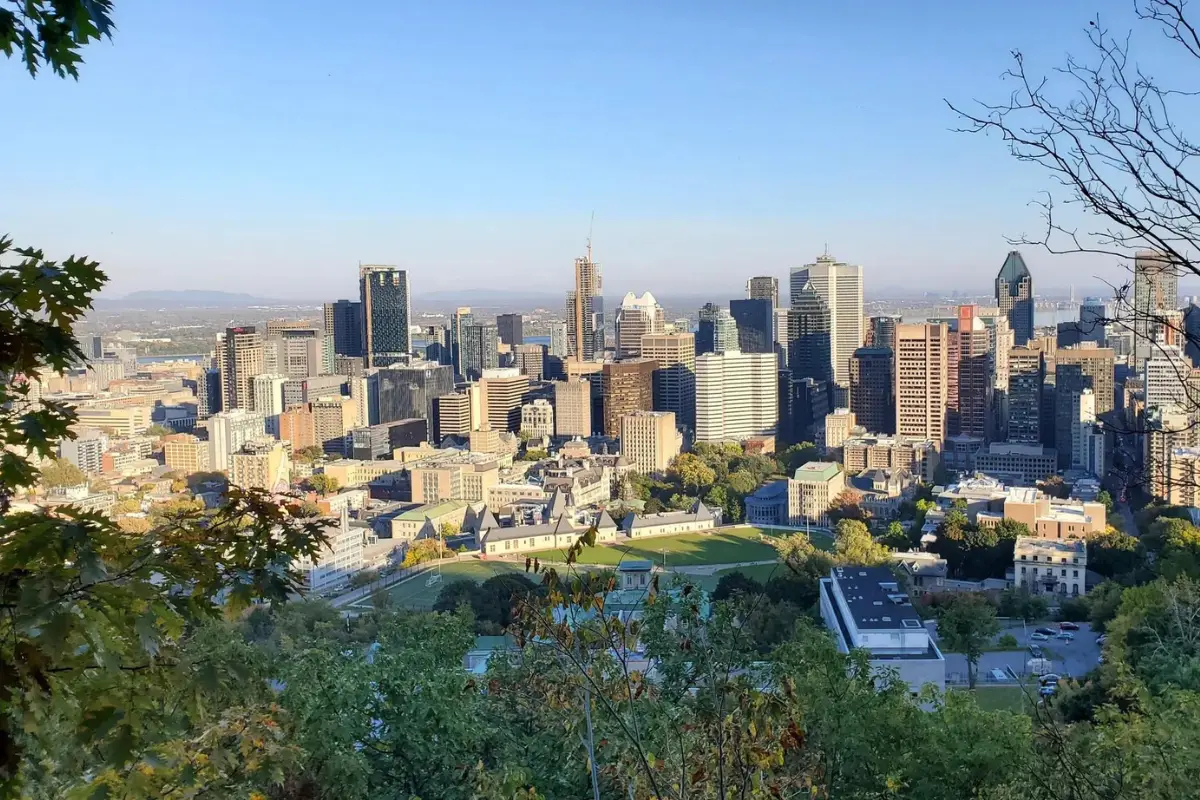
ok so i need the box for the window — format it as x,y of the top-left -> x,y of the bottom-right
1061,569 -> 1067,576
1073,570 -> 1078,577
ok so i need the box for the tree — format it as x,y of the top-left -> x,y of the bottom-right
1058,595 -> 1091,622
827,487 -> 869,524
519,447 -> 549,462
881,520 -> 909,550
144,423 -> 172,438
1088,526 -> 1147,581
1097,489 -> 1115,514
438,520 -> 460,537
348,568 -> 379,589
726,468 -> 757,496
295,445 -> 326,463
937,594 -> 1000,688
38,457 -> 86,488
643,497 -> 665,514
1038,475 -> 1071,500
303,473 -> 340,495
833,519 -> 890,565
712,570 -> 765,601
670,452 -> 716,492
997,587 -> 1050,622
778,441 -> 818,473
0,0 -> 114,79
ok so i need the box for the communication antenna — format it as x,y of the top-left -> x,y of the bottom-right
587,211 -> 595,262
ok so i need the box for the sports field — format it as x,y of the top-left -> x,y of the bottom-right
362,560 -> 528,610
694,562 -> 797,592
526,526 -> 819,568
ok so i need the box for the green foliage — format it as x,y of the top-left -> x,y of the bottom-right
303,472 -> 340,495
778,441 -> 818,473
833,518 -> 890,565
937,594 -> 1000,688
827,487 -> 869,524
432,573 -> 542,634
997,632 -> 1018,648
143,423 -> 171,438
711,570 -> 765,601
1057,594 -> 1091,622
881,520 -> 909,550
37,456 -> 86,488
294,444 -> 326,463
996,587 -> 1049,621
0,0 -> 114,78
1088,580 -> 1125,633
643,496 -> 665,513
347,568 -> 379,589
1097,489 -> 1114,514
670,451 -> 716,491
1088,526 -> 1148,582
519,447 -> 549,462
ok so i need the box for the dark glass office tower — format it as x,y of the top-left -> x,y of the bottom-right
359,265 -> 411,367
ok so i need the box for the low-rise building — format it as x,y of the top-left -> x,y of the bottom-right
1013,536 -> 1087,597
487,483 -> 548,507
890,551 -> 948,593
42,483 -> 116,516
477,509 -> 619,556
848,468 -> 917,519
842,435 -> 940,482
787,461 -> 846,527
322,458 -> 406,488
622,500 -> 717,539
745,479 -> 788,526
972,442 -> 1058,486
294,509 -> 373,593
938,476 -> 1105,536
823,408 -> 856,454
390,500 -> 470,541
819,566 -> 945,694
162,434 -> 209,474
74,406 -> 153,438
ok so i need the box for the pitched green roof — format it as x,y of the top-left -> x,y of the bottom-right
398,499 -> 468,521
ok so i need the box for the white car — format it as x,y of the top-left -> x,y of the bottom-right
1056,631 -> 1074,641
1030,632 -> 1050,641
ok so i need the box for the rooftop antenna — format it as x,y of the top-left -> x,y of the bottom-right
586,211 -> 595,262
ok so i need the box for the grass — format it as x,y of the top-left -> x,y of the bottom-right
364,560 -> 528,610
694,562 -> 796,592
527,526 -> 806,568
958,685 -> 1030,713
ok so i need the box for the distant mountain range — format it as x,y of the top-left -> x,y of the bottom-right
94,290 -> 302,309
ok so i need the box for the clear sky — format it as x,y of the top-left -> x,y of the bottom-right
0,0 -> 1160,300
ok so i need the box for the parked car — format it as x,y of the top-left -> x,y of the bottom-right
1039,673 -> 1061,685
1029,644 -> 1044,658
1039,685 -> 1057,698
1030,632 -> 1050,641
1035,627 -> 1058,636
1059,621 -> 1080,631
1096,634 -> 1107,645
1056,631 -> 1075,641
990,668 -> 1009,682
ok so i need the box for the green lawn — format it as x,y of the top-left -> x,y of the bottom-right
527,526 -> 789,568
367,560 -> 528,610
958,686 -> 1031,713
695,562 -> 796,592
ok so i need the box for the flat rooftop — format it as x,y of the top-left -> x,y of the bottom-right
830,566 -> 923,631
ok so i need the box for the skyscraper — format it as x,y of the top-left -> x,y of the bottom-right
1134,249 -> 1180,367
271,327 -> 332,378
217,326 -> 264,412
252,373 -> 287,435
323,299 -> 364,358
695,350 -> 779,443
1007,346 -> 1045,444
746,276 -> 779,307
374,363 -> 454,433
602,359 -> 657,437
450,307 -> 473,378
480,368 -> 529,432
496,313 -> 524,346
894,323 -> 949,444
850,347 -> 893,434
512,343 -> 546,380
868,315 -> 901,352
614,292 -> 665,358
640,332 -> 696,429
953,305 -> 993,440
789,253 -> 863,405
990,316 -> 1015,439
359,265 -> 411,367
621,410 -> 681,476
1079,298 -> 1109,346
567,249 -> 603,360
729,298 -> 774,354
554,379 -> 592,438
786,281 -> 832,383
1056,346 -> 1115,416
696,303 -> 738,356
548,321 -> 569,358
460,323 -> 500,380
995,251 -> 1034,346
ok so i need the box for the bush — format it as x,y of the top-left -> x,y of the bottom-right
1057,595 -> 1091,622
712,571 -> 765,602
997,633 -> 1018,649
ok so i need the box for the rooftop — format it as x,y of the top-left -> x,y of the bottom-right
830,566 -> 923,631
1014,535 -> 1087,558
396,499 -> 468,522
793,461 -> 841,483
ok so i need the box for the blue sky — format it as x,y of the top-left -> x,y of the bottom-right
0,0 -> 1163,300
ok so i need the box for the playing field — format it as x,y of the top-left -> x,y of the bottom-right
695,562 -> 797,592
365,560 -> 529,610
526,526 -> 792,568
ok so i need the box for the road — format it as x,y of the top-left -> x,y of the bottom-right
933,620 -> 1102,683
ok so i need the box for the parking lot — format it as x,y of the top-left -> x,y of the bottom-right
932,620 -> 1102,683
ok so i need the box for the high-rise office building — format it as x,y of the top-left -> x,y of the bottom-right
641,332 -> 696,429
567,249 -> 603,360
602,359 -> 657,437
375,363 -> 454,433
217,326 -> 264,412
1134,249 -> 1181,367
512,343 -> 546,381
252,373 -> 287,436
279,405 -> 316,450
746,276 -> 779,307
554,379 -> 592,438
789,253 -> 864,404
89,334 -> 104,360
461,322 -> 499,380
480,368 -> 530,432
990,316 -> 1015,438
434,386 -> 482,440
615,292 -> 665,358
311,395 -> 357,455
695,350 -> 779,443
621,410 -> 681,476
729,298 -> 774,354
850,347 -> 893,434
548,321 -> 569,358
323,300 -> 363,358
197,367 -> 222,419
1079,298 -> 1108,346
496,313 -> 524,346
447,307 -> 473,378
359,265 -> 411,367
867,316 -> 901,352
696,303 -> 738,356
1007,346 -> 1045,444
207,408 -> 266,472
1056,346 -> 1115,416
787,281 -> 832,383
995,251 -> 1034,346
1143,344 -> 1192,410
268,327 -> 332,378
894,323 -> 949,444
953,305 -> 993,440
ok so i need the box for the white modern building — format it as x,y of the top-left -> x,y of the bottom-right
59,429 -> 109,474
695,350 -> 778,443
614,291 -> 665,358
1143,344 -> 1193,411
294,508 -> 373,593
252,373 -> 288,436
207,408 -> 266,472
790,253 -> 864,404
819,566 -> 946,695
